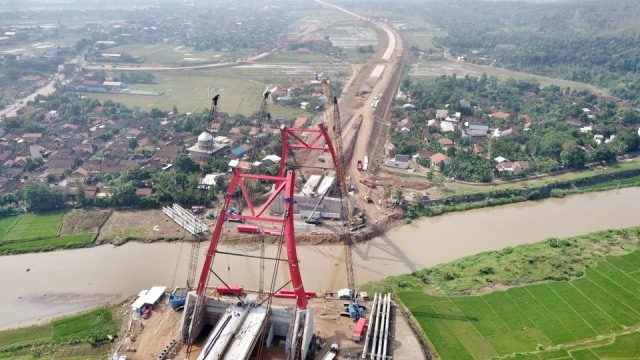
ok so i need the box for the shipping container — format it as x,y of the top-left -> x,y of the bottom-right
237,224 -> 260,233
216,285 -> 243,296
262,228 -> 283,236
353,318 -> 367,341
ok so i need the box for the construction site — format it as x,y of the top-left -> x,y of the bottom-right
110,6 -> 416,357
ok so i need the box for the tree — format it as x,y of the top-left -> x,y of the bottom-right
383,185 -> 392,199
172,153 -> 200,173
128,138 -> 138,150
22,182 -> 63,212
110,182 -> 139,207
489,138 -> 524,160
592,144 -> 617,163
394,188 -> 404,201
149,107 -> 165,119
75,180 -> 86,207
614,130 -> 640,153
560,141 -> 586,169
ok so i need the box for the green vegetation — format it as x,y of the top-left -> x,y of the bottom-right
0,307 -> 119,359
397,74 -> 640,184
0,212 -> 95,255
84,67 -> 337,117
410,0 -> 640,103
406,159 -> 640,219
364,227 -> 640,359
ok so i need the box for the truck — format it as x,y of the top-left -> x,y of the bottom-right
362,156 -> 369,171
360,177 -> 376,188
322,344 -> 339,360
353,317 -> 367,341
357,160 -> 363,171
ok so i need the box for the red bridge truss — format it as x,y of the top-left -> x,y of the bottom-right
196,123 -> 341,310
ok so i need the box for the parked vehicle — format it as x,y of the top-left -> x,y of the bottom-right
305,216 -> 323,225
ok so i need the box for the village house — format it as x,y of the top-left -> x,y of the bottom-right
438,137 -> 454,150
429,152 -> 451,168
385,154 -> 411,170
496,161 -> 530,175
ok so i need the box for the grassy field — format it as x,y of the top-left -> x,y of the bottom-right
0,212 -> 95,255
103,43 -> 253,66
409,58 -> 608,96
401,27 -> 445,50
0,307 -> 118,359
365,227 -> 640,359
263,50 -> 338,64
85,65 -> 349,117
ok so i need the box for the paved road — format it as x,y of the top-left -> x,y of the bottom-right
0,73 -> 65,118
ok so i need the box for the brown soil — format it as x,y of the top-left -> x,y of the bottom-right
91,206 -> 405,248
96,209 -> 194,245
117,293 -> 428,360
59,209 -> 112,235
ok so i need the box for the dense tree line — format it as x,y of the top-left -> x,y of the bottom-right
407,0 -> 640,103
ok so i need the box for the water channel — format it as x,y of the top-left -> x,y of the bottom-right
3,187 -> 640,329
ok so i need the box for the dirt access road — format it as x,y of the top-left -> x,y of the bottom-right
117,294 -> 426,360
315,0 -> 405,223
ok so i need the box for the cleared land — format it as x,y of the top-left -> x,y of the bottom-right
103,44 -> 244,66
0,212 -> 96,255
385,235 -> 640,359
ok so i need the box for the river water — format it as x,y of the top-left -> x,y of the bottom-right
3,187 -> 640,329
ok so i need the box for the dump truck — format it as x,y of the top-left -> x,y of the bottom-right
360,177 -> 376,188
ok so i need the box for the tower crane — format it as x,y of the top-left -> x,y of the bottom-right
321,79 -> 361,297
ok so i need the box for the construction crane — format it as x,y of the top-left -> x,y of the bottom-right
168,95 -> 221,313
321,79 -> 359,297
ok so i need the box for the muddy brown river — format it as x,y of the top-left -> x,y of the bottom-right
3,187 -> 640,329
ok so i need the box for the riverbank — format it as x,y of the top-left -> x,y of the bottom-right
2,187 -> 640,330
0,306 -> 119,359
4,160 -> 640,257
410,160 -> 640,219
366,226 -> 640,359
364,226 -> 640,295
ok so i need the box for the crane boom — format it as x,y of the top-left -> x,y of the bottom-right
321,79 -> 356,296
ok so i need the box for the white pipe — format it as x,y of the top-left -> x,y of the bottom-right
376,294 -> 388,360
382,294 -> 391,359
370,293 -> 382,359
361,293 -> 378,358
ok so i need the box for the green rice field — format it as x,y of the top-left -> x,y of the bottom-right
0,307 -> 117,359
0,212 -> 95,255
399,251 -> 640,359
